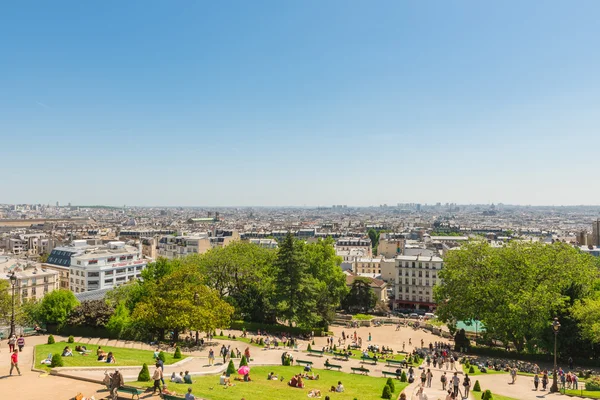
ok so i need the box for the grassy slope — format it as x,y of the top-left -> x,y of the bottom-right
131,365 -> 407,400
35,341 -> 181,371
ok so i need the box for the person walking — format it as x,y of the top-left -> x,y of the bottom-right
152,363 -> 163,394
368,332 -> 372,342
208,348 -> 215,365
441,372 -> 447,390
542,371 -> 548,391
17,335 -> 25,352
452,372 -> 460,398
10,349 -> 21,376
109,369 -> 124,400
426,369 -> 433,388
533,373 -> 539,390
462,374 -> 471,399
8,335 -> 17,352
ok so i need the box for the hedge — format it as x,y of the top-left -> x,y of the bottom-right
229,321 -> 326,336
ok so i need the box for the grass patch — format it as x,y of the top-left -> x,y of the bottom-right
35,341 -> 182,372
130,365 -> 406,400
564,389 -> 600,398
491,394 -> 520,400
352,314 -> 373,321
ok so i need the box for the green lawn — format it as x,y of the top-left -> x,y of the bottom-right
35,341 -> 183,371
490,394 -> 520,400
352,314 -> 374,321
564,389 -> 600,398
130,365 -> 407,400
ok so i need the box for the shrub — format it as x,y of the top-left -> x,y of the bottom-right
226,360 -> 236,375
407,355 -> 412,363
50,353 -> 63,367
579,371 -> 585,378
333,344 -> 337,351
239,355 -> 248,368
138,363 -> 151,382
585,377 -> 600,391
312,340 -> 315,345
174,347 -> 182,359
400,371 -> 407,382
473,380 -> 481,392
469,366 -> 475,374
158,351 -> 166,363
307,344 -> 312,351
47,335 -> 55,344
67,335 -> 74,343
220,331 -> 223,336
482,389 -> 493,400
259,338 -> 264,346
386,377 -> 395,392
283,357 -> 291,366
381,384 -> 392,399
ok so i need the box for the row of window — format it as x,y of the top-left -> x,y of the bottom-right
402,278 -> 435,286
360,269 -> 382,274
21,285 -> 50,296
401,271 -> 436,278
399,262 -> 442,269
400,295 -> 431,302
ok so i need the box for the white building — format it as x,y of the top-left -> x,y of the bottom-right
248,238 -> 278,249
393,254 -> 444,311
157,230 -> 240,259
335,237 -> 372,258
45,240 -> 147,293
0,256 -> 60,302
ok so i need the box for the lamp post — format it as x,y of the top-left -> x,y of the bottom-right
9,271 -> 17,337
550,317 -> 561,393
194,292 -> 200,345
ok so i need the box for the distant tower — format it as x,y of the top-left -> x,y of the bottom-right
593,219 -> 600,247
56,201 -> 59,207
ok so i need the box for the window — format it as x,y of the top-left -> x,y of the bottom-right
418,271 -> 422,277
412,262 -> 415,268
22,289 -> 28,297
127,267 -> 134,272
31,287 -> 36,295
88,272 -> 99,277
108,257 -> 116,262
77,261 -> 81,265
104,279 -> 114,285
127,255 -> 133,260
119,256 -> 127,260
425,280 -> 430,286
116,268 -> 126,274
425,272 -> 429,278
105,270 -> 113,276
88,260 -> 98,265
44,285 -> 48,293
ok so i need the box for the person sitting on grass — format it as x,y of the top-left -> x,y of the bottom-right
62,346 -> 73,357
308,389 -> 322,398
243,373 -> 252,382
329,386 -> 336,392
183,371 -> 193,384
336,381 -> 344,392
97,351 -> 107,361
161,385 -> 177,396
153,348 -> 160,359
105,352 -> 116,364
219,373 -> 231,386
267,371 -> 278,380
288,375 -> 298,387
75,345 -> 90,354
171,372 -> 184,383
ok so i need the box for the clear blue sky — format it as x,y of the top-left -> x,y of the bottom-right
1,1 -> 599,206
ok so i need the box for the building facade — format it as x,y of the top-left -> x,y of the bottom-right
393,254 -> 443,311
0,256 -> 60,302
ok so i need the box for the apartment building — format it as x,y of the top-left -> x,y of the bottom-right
393,254 -> 444,311
44,240 -> 147,293
0,256 -> 59,302
157,230 -> 240,259
353,256 -> 383,275
335,237 -> 372,257
1,233 -> 55,256
248,238 -> 278,249
377,235 -> 406,258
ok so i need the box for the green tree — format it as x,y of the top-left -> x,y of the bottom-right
106,301 -> 133,338
37,290 -> 79,326
50,353 -> 63,367
226,360 -> 236,375
66,300 -> 114,327
367,228 -> 380,250
274,233 -> 312,326
386,377 -> 395,392
473,380 -> 481,392
343,278 -> 377,313
174,346 -> 182,359
239,355 -> 248,368
138,363 -> 151,382
435,241 -> 598,352
381,384 -> 392,399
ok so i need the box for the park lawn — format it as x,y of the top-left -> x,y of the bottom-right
131,365 -> 406,400
461,364 -> 507,376
352,314 -> 374,321
489,394 -> 520,400
564,389 -> 600,398
35,341 -> 183,372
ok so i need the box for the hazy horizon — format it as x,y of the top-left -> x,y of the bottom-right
2,1 -> 599,206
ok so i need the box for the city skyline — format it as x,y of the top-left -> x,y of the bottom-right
2,1 -> 599,206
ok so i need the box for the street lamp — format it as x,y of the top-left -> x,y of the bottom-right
550,317 -> 561,393
9,271 -> 17,337
193,292 -> 200,345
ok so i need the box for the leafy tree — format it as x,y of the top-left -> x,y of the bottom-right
68,335 -> 74,343
0,280 -> 14,323
343,278 -> 377,313
138,363 -> 151,381
367,229 -> 380,250
37,290 -> 79,326
106,301 -> 133,338
435,241 -> 598,352
39,253 -> 49,263
274,233 -> 312,326
66,300 -> 114,327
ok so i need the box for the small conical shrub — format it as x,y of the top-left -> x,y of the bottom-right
473,380 -> 481,392
220,331 -> 223,337
381,384 -> 392,399
47,335 -> 55,344
386,377 -> 395,392
259,338 -> 264,346
482,389 -> 493,400
174,346 -> 182,359
158,351 -> 166,362
333,344 -> 337,351
226,360 -> 236,375
307,344 -> 312,351
50,353 -> 63,367
138,363 -> 151,381
407,355 -> 412,363
400,371 -> 407,382
68,335 -> 74,343
239,355 -> 248,368
469,365 -> 475,373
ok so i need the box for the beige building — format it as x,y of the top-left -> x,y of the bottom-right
0,256 -> 60,302
393,254 -> 444,311
345,273 -> 388,302
377,238 -> 405,258
157,230 -> 240,259
353,257 -> 383,275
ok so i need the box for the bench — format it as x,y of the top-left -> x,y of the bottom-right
162,395 -> 186,400
117,386 -> 144,400
333,352 -> 349,361
325,363 -> 342,371
386,359 -> 406,367
308,349 -> 324,357
296,360 -> 313,366
361,356 -> 378,365
382,370 -> 403,378
351,367 -> 370,375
